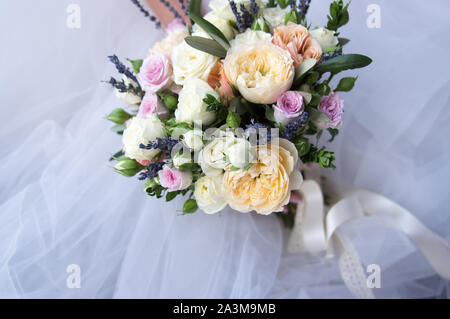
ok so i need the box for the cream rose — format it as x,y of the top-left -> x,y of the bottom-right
209,0 -> 264,21
194,174 -> 227,214
183,130 -> 204,152
175,78 -> 218,126
192,12 -> 235,41
198,131 -> 236,176
223,43 -> 295,104
115,76 -> 141,106
262,6 -> 290,28
122,116 -> 166,161
148,24 -> 189,58
223,139 -> 303,215
171,40 -> 219,85
230,29 -> 272,47
309,27 -> 339,51
227,138 -> 256,168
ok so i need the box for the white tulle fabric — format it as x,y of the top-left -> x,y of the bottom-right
1,0 -> 449,298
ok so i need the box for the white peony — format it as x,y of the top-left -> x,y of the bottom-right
122,116 -> 166,161
192,12 -> 235,41
230,29 -> 272,48
227,138 -> 256,168
262,6 -> 290,28
194,174 -> 227,214
171,40 -> 219,85
183,130 -> 204,152
175,78 -> 218,126
198,131 -> 237,176
209,0 -> 264,22
115,76 -> 141,106
309,27 -> 339,51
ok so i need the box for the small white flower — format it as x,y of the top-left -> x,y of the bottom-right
309,27 -> 339,51
194,174 -> 227,214
230,29 -> 272,48
262,6 -> 290,28
115,76 -> 141,106
122,116 -> 166,161
172,152 -> 192,169
192,12 -> 235,41
227,139 -> 256,168
198,131 -> 236,176
175,78 -> 218,126
209,0 -> 264,22
183,130 -> 204,152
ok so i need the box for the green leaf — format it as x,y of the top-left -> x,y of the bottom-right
293,58 -> 317,87
338,37 -> 350,46
107,108 -> 132,124
264,105 -> 275,122
127,59 -> 143,74
276,0 -> 289,9
307,107 -> 330,123
166,191 -> 178,202
335,76 -> 357,92
109,149 -> 125,162
189,12 -> 230,50
327,128 -> 339,142
183,199 -> 198,214
226,111 -> 241,129
189,0 -> 202,16
184,36 -> 227,58
315,54 -> 372,74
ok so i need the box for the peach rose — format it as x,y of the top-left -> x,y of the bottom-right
273,23 -> 322,67
207,61 -> 233,100
223,139 -> 303,215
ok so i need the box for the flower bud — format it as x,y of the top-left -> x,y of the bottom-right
293,136 -> 310,157
315,83 -> 331,96
251,17 -> 270,33
114,157 -> 144,177
158,92 -> 178,111
226,110 -> 241,129
183,199 -> 198,214
107,108 -> 132,124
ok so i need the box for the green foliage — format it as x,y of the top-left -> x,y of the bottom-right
189,12 -> 230,50
302,145 -> 336,169
144,179 -> 165,198
327,128 -> 339,142
327,0 -> 350,32
127,59 -> 143,74
184,36 -> 228,58
110,124 -> 125,135
315,54 -> 372,74
293,136 -> 311,157
204,94 -> 226,112
183,199 -> 198,214
158,90 -> 178,111
109,149 -> 125,162
226,110 -> 241,129
335,77 -> 357,92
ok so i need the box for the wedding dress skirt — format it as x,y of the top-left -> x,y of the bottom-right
1,0 -> 449,298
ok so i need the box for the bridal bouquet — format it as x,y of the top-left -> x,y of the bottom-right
106,0 -> 371,221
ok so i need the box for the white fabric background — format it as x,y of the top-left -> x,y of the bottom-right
0,0 -> 449,298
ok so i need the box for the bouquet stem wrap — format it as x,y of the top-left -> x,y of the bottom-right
288,165 -> 450,298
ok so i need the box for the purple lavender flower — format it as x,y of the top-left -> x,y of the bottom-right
140,137 -> 180,154
281,112 -> 309,141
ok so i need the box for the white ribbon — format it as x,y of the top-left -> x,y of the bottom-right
288,178 -> 450,298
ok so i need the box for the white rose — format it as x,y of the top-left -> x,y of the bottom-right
183,130 -> 204,152
172,152 -> 193,169
209,0 -> 264,22
230,29 -> 272,48
309,27 -> 339,51
227,139 -> 256,168
115,76 -> 141,106
122,116 -> 166,161
262,6 -> 290,28
171,40 -> 219,85
198,131 -> 236,176
147,27 -> 189,58
175,78 -> 217,126
194,174 -> 227,214
192,12 -> 235,41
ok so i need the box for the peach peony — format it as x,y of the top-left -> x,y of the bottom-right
273,23 -> 322,67
207,61 -> 233,100
223,139 -> 303,215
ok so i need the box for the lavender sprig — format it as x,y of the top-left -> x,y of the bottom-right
106,77 -> 143,97
140,137 -> 180,154
108,55 -> 140,86
138,162 -> 165,180
130,0 -> 161,28
249,0 -> 259,15
245,121 -> 272,144
282,112 -> 309,141
320,48 -> 343,64
229,1 -> 245,32
298,0 -> 312,19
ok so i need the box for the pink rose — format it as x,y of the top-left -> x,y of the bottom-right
138,93 -> 168,118
317,93 -> 344,129
166,18 -> 186,35
158,165 -> 193,192
137,53 -> 172,93
273,91 -> 305,125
